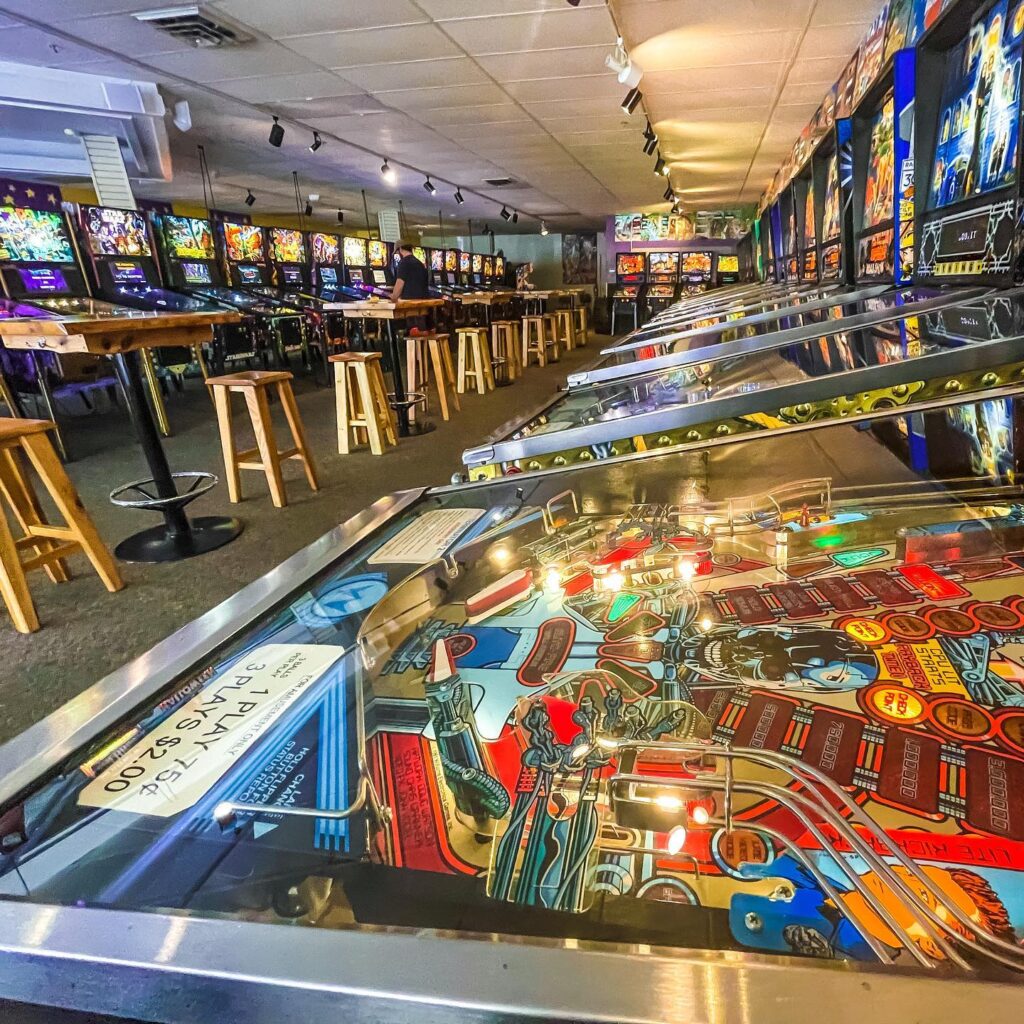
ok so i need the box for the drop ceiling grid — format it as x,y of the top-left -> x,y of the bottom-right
0,0 -> 888,222
616,0 -> 883,205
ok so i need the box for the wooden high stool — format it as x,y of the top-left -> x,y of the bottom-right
573,305 -> 590,346
0,418 -> 123,633
456,327 -> 494,395
521,315 -> 547,368
206,370 -> 319,508
554,309 -> 576,353
491,321 -> 521,381
330,353 -> 397,456
406,333 -> 460,422
542,313 -> 561,363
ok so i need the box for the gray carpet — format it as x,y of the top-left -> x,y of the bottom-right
0,337 -> 606,745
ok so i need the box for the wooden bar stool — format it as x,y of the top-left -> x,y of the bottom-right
521,315 -> 547,368
206,370 -> 319,508
0,418 -> 123,633
554,309 -> 576,353
542,313 -> 561,363
330,353 -> 397,456
573,305 -> 590,347
456,327 -> 494,395
406,332 -> 460,422
491,321 -> 521,381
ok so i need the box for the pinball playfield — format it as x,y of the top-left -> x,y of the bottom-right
2,406 -> 1023,982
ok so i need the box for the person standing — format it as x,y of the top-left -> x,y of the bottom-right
391,240 -> 430,301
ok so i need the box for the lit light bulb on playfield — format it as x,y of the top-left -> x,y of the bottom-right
677,558 -> 696,582
605,570 -> 624,592
545,567 -> 562,592
691,805 -> 710,826
667,825 -> 688,855
654,794 -> 683,811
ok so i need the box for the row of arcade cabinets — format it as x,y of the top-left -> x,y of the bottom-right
610,249 -> 740,332
765,0 -> 1020,298
425,248 -> 508,292
752,0 -> 1024,481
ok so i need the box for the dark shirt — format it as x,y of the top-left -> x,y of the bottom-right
395,254 -> 430,299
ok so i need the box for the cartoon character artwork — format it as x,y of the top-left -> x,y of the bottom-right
368,496 -> 1024,969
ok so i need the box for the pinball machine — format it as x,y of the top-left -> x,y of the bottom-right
715,253 -> 741,287
644,251 -> 680,317
154,213 -> 284,374
2,395 -> 1024,1021
460,288 -> 1024,478
610,252 -> 646,333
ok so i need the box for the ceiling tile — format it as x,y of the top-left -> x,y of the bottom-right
619,0 -> 819,39
63,12 -> 192,55
504,74 -> 623,102
634,29 -> 801,71
523,95 -> 634,118
811,0 -> 879,27
2,25 -> 110,67
273,95 -> 382,119
439,7 -> 614,55
382,82 -> 510,110
213,0 -> 428,36
642,64 -> 785,94
799,23 -> 874,59
477,45 -> 610,81
0,0 -> 152,17
282,24 -> 461,68
340,57 -> 489,92
213,70 -> 361,104
415,103 -> 531,127
147,41 -> 311,82
419,0 -> 605,16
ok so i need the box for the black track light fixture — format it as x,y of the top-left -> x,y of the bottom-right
621,87 -> 642,115
643,120 -> 655,141
244,188 -> 256,207
268,115 -> 284,148
309,131 -> 322,152
304,201 -> 314,217
381,158 -> 396,184
423,176 -> 437,194
512,209 -> 519,224
540,220 -> 549,236
567,0 -> 581,5
454,187 -> 465,205
643,136 -> 657,156
500,205 -> 511,221
654,154 -> 666,176
337,209 -> 344,224
663,185 -> 674,202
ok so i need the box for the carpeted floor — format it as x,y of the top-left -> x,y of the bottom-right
0,336 -> 606,745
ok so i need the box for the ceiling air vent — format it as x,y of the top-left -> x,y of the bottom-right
133,6 -> 253,48
483,177 -> 515,187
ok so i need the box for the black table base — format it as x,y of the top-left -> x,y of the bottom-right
111,348 -> 243,564
115,514 -> 243,563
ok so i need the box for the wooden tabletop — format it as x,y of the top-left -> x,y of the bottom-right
456,291 -> 516,305
329,298 -> 445,319
0,308 -> 240,355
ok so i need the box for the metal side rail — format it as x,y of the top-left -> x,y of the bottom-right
568,287 -> 992,389
604,284 -> 893,356
464,325 -> 1024,472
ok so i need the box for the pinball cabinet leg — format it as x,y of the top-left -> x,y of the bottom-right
29,353 -> 68,462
